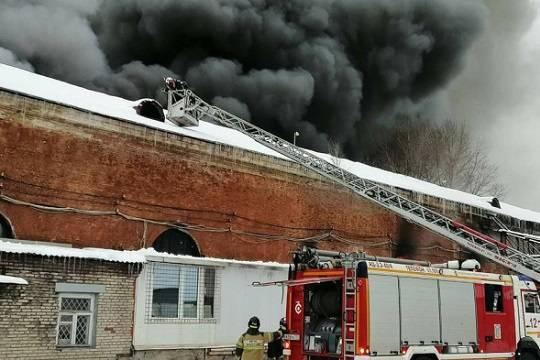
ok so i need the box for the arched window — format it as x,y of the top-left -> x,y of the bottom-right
0,214 -> 14,239
153,229 -> 201,257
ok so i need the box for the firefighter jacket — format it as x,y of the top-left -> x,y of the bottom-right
235,330 -> 280,360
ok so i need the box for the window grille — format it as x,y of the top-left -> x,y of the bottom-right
56,294 -> 95,346
145,262 -> 220,323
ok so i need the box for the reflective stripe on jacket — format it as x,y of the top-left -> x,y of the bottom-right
236,332 -> 274,360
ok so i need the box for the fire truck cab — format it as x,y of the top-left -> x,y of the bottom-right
282,248 -> 540,360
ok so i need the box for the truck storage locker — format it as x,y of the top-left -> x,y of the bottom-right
369,275 -> 400,355
438,281 -> 477,345
399,277 -> 441,345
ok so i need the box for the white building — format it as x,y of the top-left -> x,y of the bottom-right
132,252 -> 289,356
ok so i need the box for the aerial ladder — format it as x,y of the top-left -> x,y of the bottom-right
163,78 -> 540,282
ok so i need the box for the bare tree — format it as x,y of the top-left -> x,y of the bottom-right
374,119 -> 505,197
328,138 -> 344,167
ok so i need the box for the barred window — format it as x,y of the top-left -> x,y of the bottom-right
147,262 -> 219,323
56,294 -> 95,346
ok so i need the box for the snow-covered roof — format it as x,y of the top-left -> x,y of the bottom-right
0,274 -> 28,285
0,64 -> 539,224
0,240 -> 288,269
143,248 -> 288,269
0,240 -> 146,263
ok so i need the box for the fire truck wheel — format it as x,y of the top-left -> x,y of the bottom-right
520,351 -> 539,360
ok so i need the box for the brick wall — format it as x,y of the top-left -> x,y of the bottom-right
0,253 -> 139,359
0,90 -> 473,265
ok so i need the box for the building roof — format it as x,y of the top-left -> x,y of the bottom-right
0,239 -> 288,269
1,63 -> 539,224
0,239 -> 146,264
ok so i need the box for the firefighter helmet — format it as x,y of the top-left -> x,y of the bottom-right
248,316 -> 260,329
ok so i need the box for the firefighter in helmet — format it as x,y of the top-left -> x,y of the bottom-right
235,316 -> 286,360
267,318 -> 287,359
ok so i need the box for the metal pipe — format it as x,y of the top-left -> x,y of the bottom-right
298,247 -> 430,267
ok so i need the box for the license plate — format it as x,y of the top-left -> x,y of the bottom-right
283,333 -> 300,341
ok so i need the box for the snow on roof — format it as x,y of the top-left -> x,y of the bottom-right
0,240 -> 146,263
0,274 -> 28,285
0,240 -> 288,269
140,247 -> 288,269
0,63 -> 539,224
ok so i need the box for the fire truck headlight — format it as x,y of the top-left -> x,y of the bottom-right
360,348 -> 365,354
284,341 -> 291,349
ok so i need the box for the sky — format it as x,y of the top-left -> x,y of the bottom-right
447,0 -> 540,211
0,0 -> 539,212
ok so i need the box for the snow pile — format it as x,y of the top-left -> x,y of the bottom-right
0,63 -> 538,224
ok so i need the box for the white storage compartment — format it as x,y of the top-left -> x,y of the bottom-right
369,275 -> 400,355
439,281 -> 477,345
399,277 -> 441,345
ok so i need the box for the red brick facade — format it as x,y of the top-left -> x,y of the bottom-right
0,90 -> 467,264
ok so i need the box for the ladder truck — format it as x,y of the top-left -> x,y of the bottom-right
271,247 -> 540,360
163,78 -> 540,359
163,77 -> 540,283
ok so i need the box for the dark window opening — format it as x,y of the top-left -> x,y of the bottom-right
485,284 -> 504,312
0,215 -> 14,238
524,293 -> 540,313
153,229 -> 201,257
134,99 -> 165,122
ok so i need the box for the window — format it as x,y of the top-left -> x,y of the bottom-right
153,229 -> 201,257
149,263 -> 218,322
485,284 -> 504,312
0,214 -> 14,238
56,294 -> 95,346
524,293 -> 540,313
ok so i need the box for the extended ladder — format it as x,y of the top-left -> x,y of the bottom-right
491,216 -> 540,256
342,263 -> 357,360
165,84 -> 540,282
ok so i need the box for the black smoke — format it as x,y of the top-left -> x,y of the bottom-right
394,220 -> 417,258
0,0 -> 487,158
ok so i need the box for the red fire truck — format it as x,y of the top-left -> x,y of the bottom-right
279,248 -> 540,360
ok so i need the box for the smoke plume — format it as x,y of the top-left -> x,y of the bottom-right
394,221 -> 417,258
0,0 -> 487,156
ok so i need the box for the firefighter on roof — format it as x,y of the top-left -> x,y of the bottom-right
235,316 -> 286,360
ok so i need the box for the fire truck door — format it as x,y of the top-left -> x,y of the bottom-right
523,292 -> 540,338
475,284 -> 516,353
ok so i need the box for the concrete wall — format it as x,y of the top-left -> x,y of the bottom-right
133,258 -> 288,350
0,252 -> 139,359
